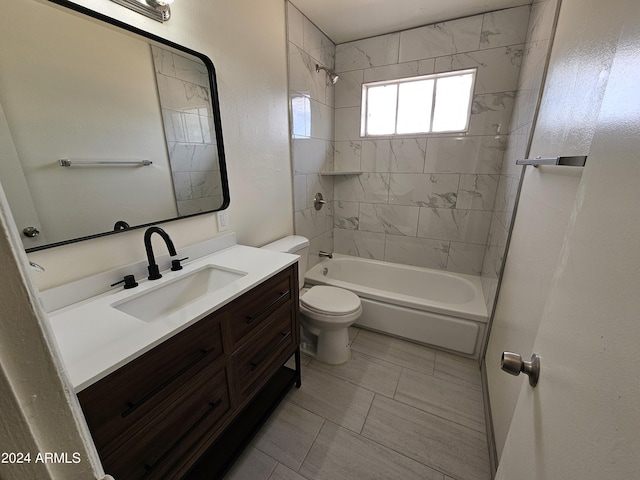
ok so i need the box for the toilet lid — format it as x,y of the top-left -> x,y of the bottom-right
301,286 -> 361,316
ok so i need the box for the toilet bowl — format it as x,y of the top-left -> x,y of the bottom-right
261,236 -> 362,364
299,285 -> 362,364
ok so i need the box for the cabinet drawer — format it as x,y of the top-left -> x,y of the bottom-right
232,304 -> 296,401
225,267 -> 294,348
78,312 -> 223,453
104,363 -> 230,480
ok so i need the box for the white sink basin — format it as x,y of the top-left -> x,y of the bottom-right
112,265 -> 247,322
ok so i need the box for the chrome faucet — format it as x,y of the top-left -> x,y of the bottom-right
319,251 -> 333,259
144,226 -> 177,280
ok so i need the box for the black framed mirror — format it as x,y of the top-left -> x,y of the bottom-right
0,0 -> 229,252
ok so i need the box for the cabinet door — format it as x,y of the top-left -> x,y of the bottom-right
231,303 -> 297,402
225,267 -> 294,348
78,312 -> 223,456
103,362 -> 231,480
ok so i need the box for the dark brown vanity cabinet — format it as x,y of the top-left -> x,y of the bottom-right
77,264 -> 301,480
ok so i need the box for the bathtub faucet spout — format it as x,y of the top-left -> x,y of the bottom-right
319,251 -> 333,259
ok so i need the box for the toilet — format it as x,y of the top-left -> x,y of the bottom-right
262,236 -> 362,364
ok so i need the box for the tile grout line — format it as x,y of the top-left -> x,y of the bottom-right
392,366 -> 402,398
338,338 -> 483,392
355,402 -> 453,480
318,415 -> 453,480
294,417 -> 327,477
358,414 -> 479,480
362,393 -> 490,464
391,396 -> 488,435
290,331 -> 487,477
304,354 -> 487,434
350,345 -> 438,376
393,366 -> 488,434
255,368 -> 485,478
359,392 -> 378,435
304,356 -> 398,399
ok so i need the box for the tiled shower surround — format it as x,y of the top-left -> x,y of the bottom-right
331,6 -> 530,276
288,4 -> 336,270
287,3 -> 552,313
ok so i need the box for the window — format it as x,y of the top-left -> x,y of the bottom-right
291,94 -> 311,137
360,69 -> 476,137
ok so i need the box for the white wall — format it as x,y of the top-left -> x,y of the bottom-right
21,0 -> 293,290
485,0 -> 626,461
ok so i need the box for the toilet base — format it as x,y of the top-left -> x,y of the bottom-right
300,328 -> 351,365
309,327 -> 352,365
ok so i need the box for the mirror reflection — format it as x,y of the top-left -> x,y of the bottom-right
0,0 -> 229,251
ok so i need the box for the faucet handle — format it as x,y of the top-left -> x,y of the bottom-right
171,257 -> 189,271
111,274 -> 138,289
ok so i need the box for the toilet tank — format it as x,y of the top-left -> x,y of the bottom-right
261,235 -> 309,288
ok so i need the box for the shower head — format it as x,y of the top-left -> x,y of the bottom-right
316,64 -> 339,85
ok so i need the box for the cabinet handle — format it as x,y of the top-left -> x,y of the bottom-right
245,291 -> 289,324
141,398 -> 224,477
250,331 -> 291,372
122,346 -> 217,418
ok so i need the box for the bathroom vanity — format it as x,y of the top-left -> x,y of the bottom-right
44,235 -> 301,479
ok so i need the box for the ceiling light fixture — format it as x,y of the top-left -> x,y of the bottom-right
147,0 -> 174,21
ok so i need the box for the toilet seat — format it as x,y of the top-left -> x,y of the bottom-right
300,286 -> 361,316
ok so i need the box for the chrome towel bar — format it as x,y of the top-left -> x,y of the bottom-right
516,155 -> 587,168
59,159 -> 152,167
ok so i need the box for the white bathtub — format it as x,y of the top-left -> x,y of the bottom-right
304,254 -> 488,358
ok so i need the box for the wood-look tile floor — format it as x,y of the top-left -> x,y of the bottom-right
223,327 -> 490,480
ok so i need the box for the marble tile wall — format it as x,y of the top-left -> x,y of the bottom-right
480,0 -> 560,311
152,45 -> 223,216
287,3 -> 336,269
332,7 -> 531,275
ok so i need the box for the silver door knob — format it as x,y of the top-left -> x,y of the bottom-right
501,352 -> 540,387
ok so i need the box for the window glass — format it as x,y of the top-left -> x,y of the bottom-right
397,79 -> 434,134
291,95 -> 311,137
361,69 -> 475,137
432,73 -> 474,132
366,84 -> 398,135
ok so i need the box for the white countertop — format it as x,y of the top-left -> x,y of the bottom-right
47,244 -> 298,392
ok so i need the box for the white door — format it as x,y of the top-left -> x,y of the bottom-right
495,3 -> 640,477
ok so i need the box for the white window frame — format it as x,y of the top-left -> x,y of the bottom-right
360,68 -> 477,137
